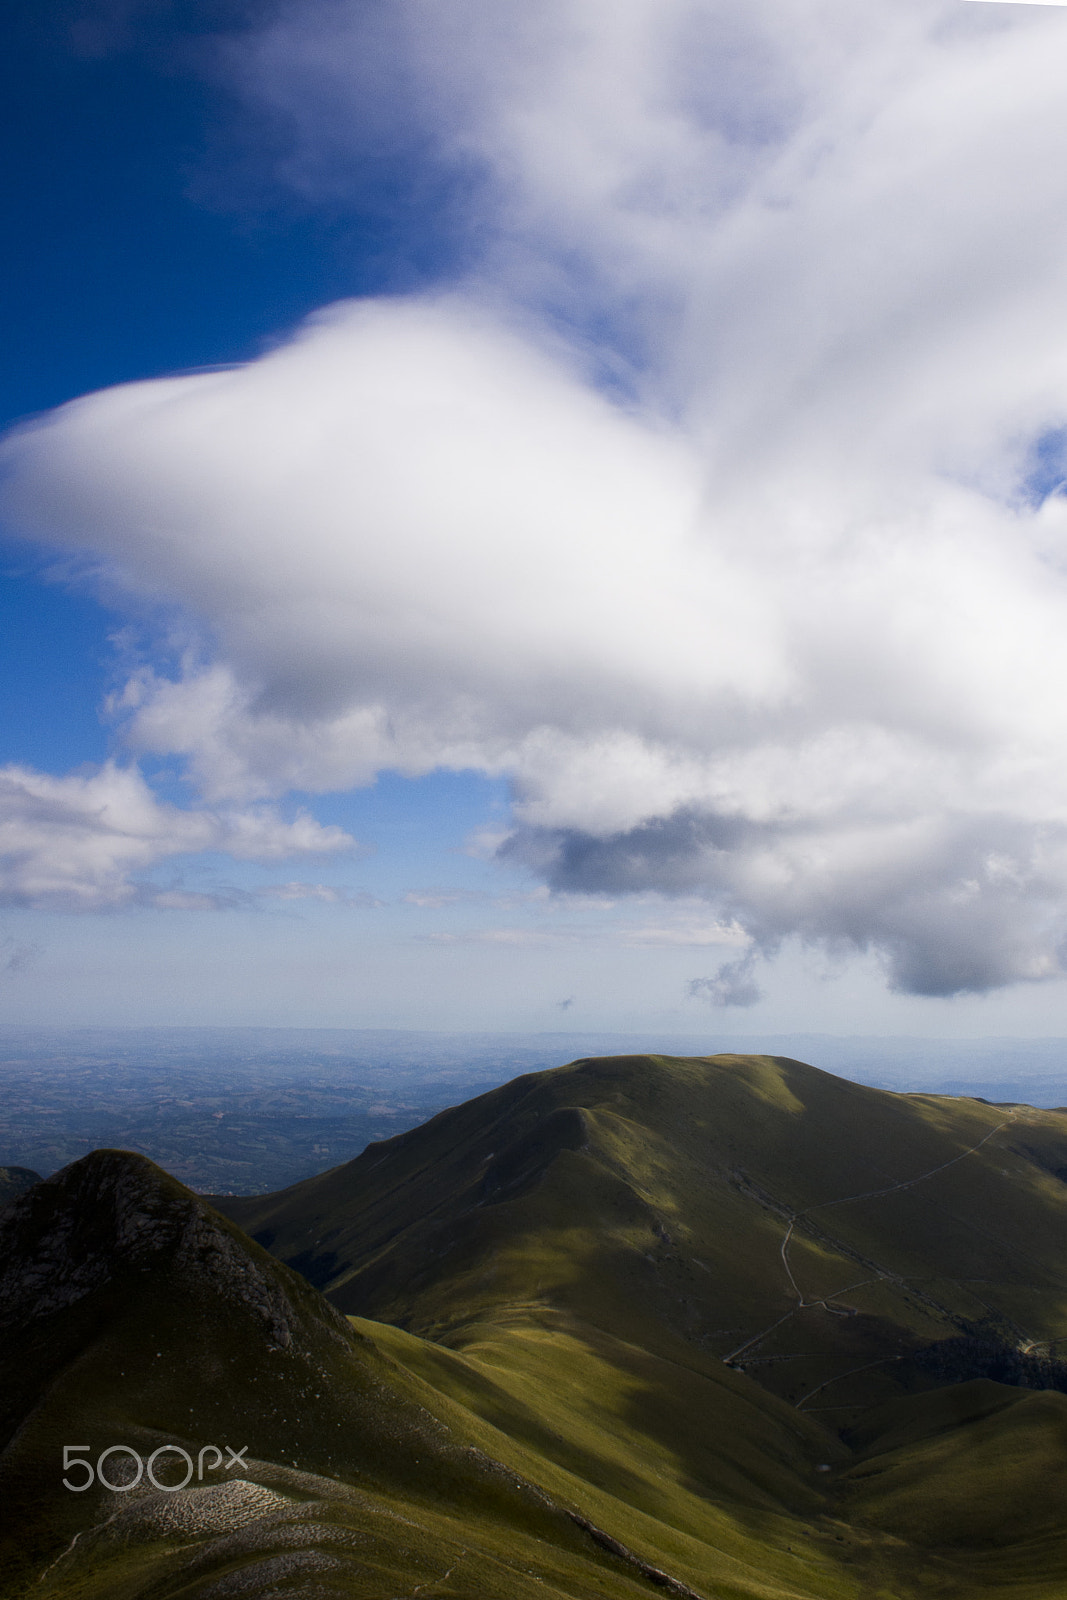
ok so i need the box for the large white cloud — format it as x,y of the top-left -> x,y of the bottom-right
6,0 -> 1067,991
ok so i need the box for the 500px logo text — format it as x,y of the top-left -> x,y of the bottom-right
62,1444 -> 249,1492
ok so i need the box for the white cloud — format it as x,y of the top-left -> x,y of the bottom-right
424,927 -> 577,946
0,763 -> 352,911
258,882 -> 382,907
621,919 -> 748,948
403,889 -> 490,909
7,0 -> 1067,991
689,952 -> 763,1008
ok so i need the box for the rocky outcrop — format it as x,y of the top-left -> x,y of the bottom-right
0,1149 -> 352,1350
0,1165 -> 41,1210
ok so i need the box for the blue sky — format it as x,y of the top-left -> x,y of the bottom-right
8,0 -> 1067,1033
0,0 -> 367,775
0,0 -> 531,1024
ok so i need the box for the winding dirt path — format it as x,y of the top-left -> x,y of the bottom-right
721,1112 -> 1019,1398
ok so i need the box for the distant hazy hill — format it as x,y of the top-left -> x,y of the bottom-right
10,1053 -> 1067,1598
0,1164 -> 40,1207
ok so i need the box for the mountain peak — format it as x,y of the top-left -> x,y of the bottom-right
0,1164 -> 41,1210
0,1147 -> 348,1351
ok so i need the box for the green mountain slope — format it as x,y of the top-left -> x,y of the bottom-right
222,1053 -> 1067,1411
218,1052 -> 1067,1596
0,1147 -> 750,1600
12,1053 -> 1067,1599
0,1163 -> 40,1207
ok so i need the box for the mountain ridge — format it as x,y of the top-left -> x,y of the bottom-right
219,1052 -> 1067,1413
3,1148 -> 708,1600
9,1052 -> 1067,1598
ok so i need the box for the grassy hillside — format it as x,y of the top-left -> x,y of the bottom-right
0,1149 -> 740,1600
0,1163 -> 40,1206
223,1053 -> 1067,1412
219,1052 -> 1067,1596
10,1054 -> 1067,1598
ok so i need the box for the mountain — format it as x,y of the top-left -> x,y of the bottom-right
220,1052 -> 1067,1596
10,1053 -> 1067,1599
0,1164 -> 40,1207
0,1147 -> 727,1600
222,1052 -> 1067,1408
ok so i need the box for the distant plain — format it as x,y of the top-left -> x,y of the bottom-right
3,1026 -> 1067,1193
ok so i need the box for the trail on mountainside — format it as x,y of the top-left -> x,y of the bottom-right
721,1113 -> 1022,1398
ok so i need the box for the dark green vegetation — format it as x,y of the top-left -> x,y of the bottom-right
6,1053 -> 1067,1598
0,1164 -> 40,1206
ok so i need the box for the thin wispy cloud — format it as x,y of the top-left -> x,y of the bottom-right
689,952 -> 763,1009
5,0 -> 1067,995
260,882 -> 382,907
621,920 -> 749,948
0,933 -> 39,980
402,888 -> 492,909
0,762 -> 351,910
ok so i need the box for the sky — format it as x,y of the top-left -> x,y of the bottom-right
7,0 -> 1067,1033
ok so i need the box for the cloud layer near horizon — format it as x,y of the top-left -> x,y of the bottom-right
7,0 -> 1067,993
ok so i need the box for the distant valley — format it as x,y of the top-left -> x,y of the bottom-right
3,1025 -> 1067,1193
